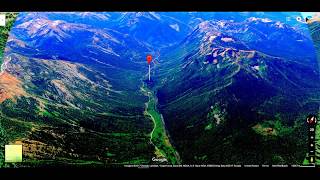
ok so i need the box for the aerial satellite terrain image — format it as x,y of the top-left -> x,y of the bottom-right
0,12 -> 319,167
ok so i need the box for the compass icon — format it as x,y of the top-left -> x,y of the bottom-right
307,115 -> 317,125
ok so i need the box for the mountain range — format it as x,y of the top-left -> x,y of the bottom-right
0,12 -> 319,166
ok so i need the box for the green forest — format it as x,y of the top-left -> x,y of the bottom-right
0,12 -> 18,167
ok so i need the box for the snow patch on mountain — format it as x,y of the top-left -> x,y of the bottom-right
169,24 -> 180,32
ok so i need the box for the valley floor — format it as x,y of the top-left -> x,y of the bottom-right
141,83 -> 181,164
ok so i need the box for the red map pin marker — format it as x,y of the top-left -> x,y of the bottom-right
147,55 -> 152,64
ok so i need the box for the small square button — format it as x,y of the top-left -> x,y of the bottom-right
5,145 -> 22,163
0,14 -> 5,27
